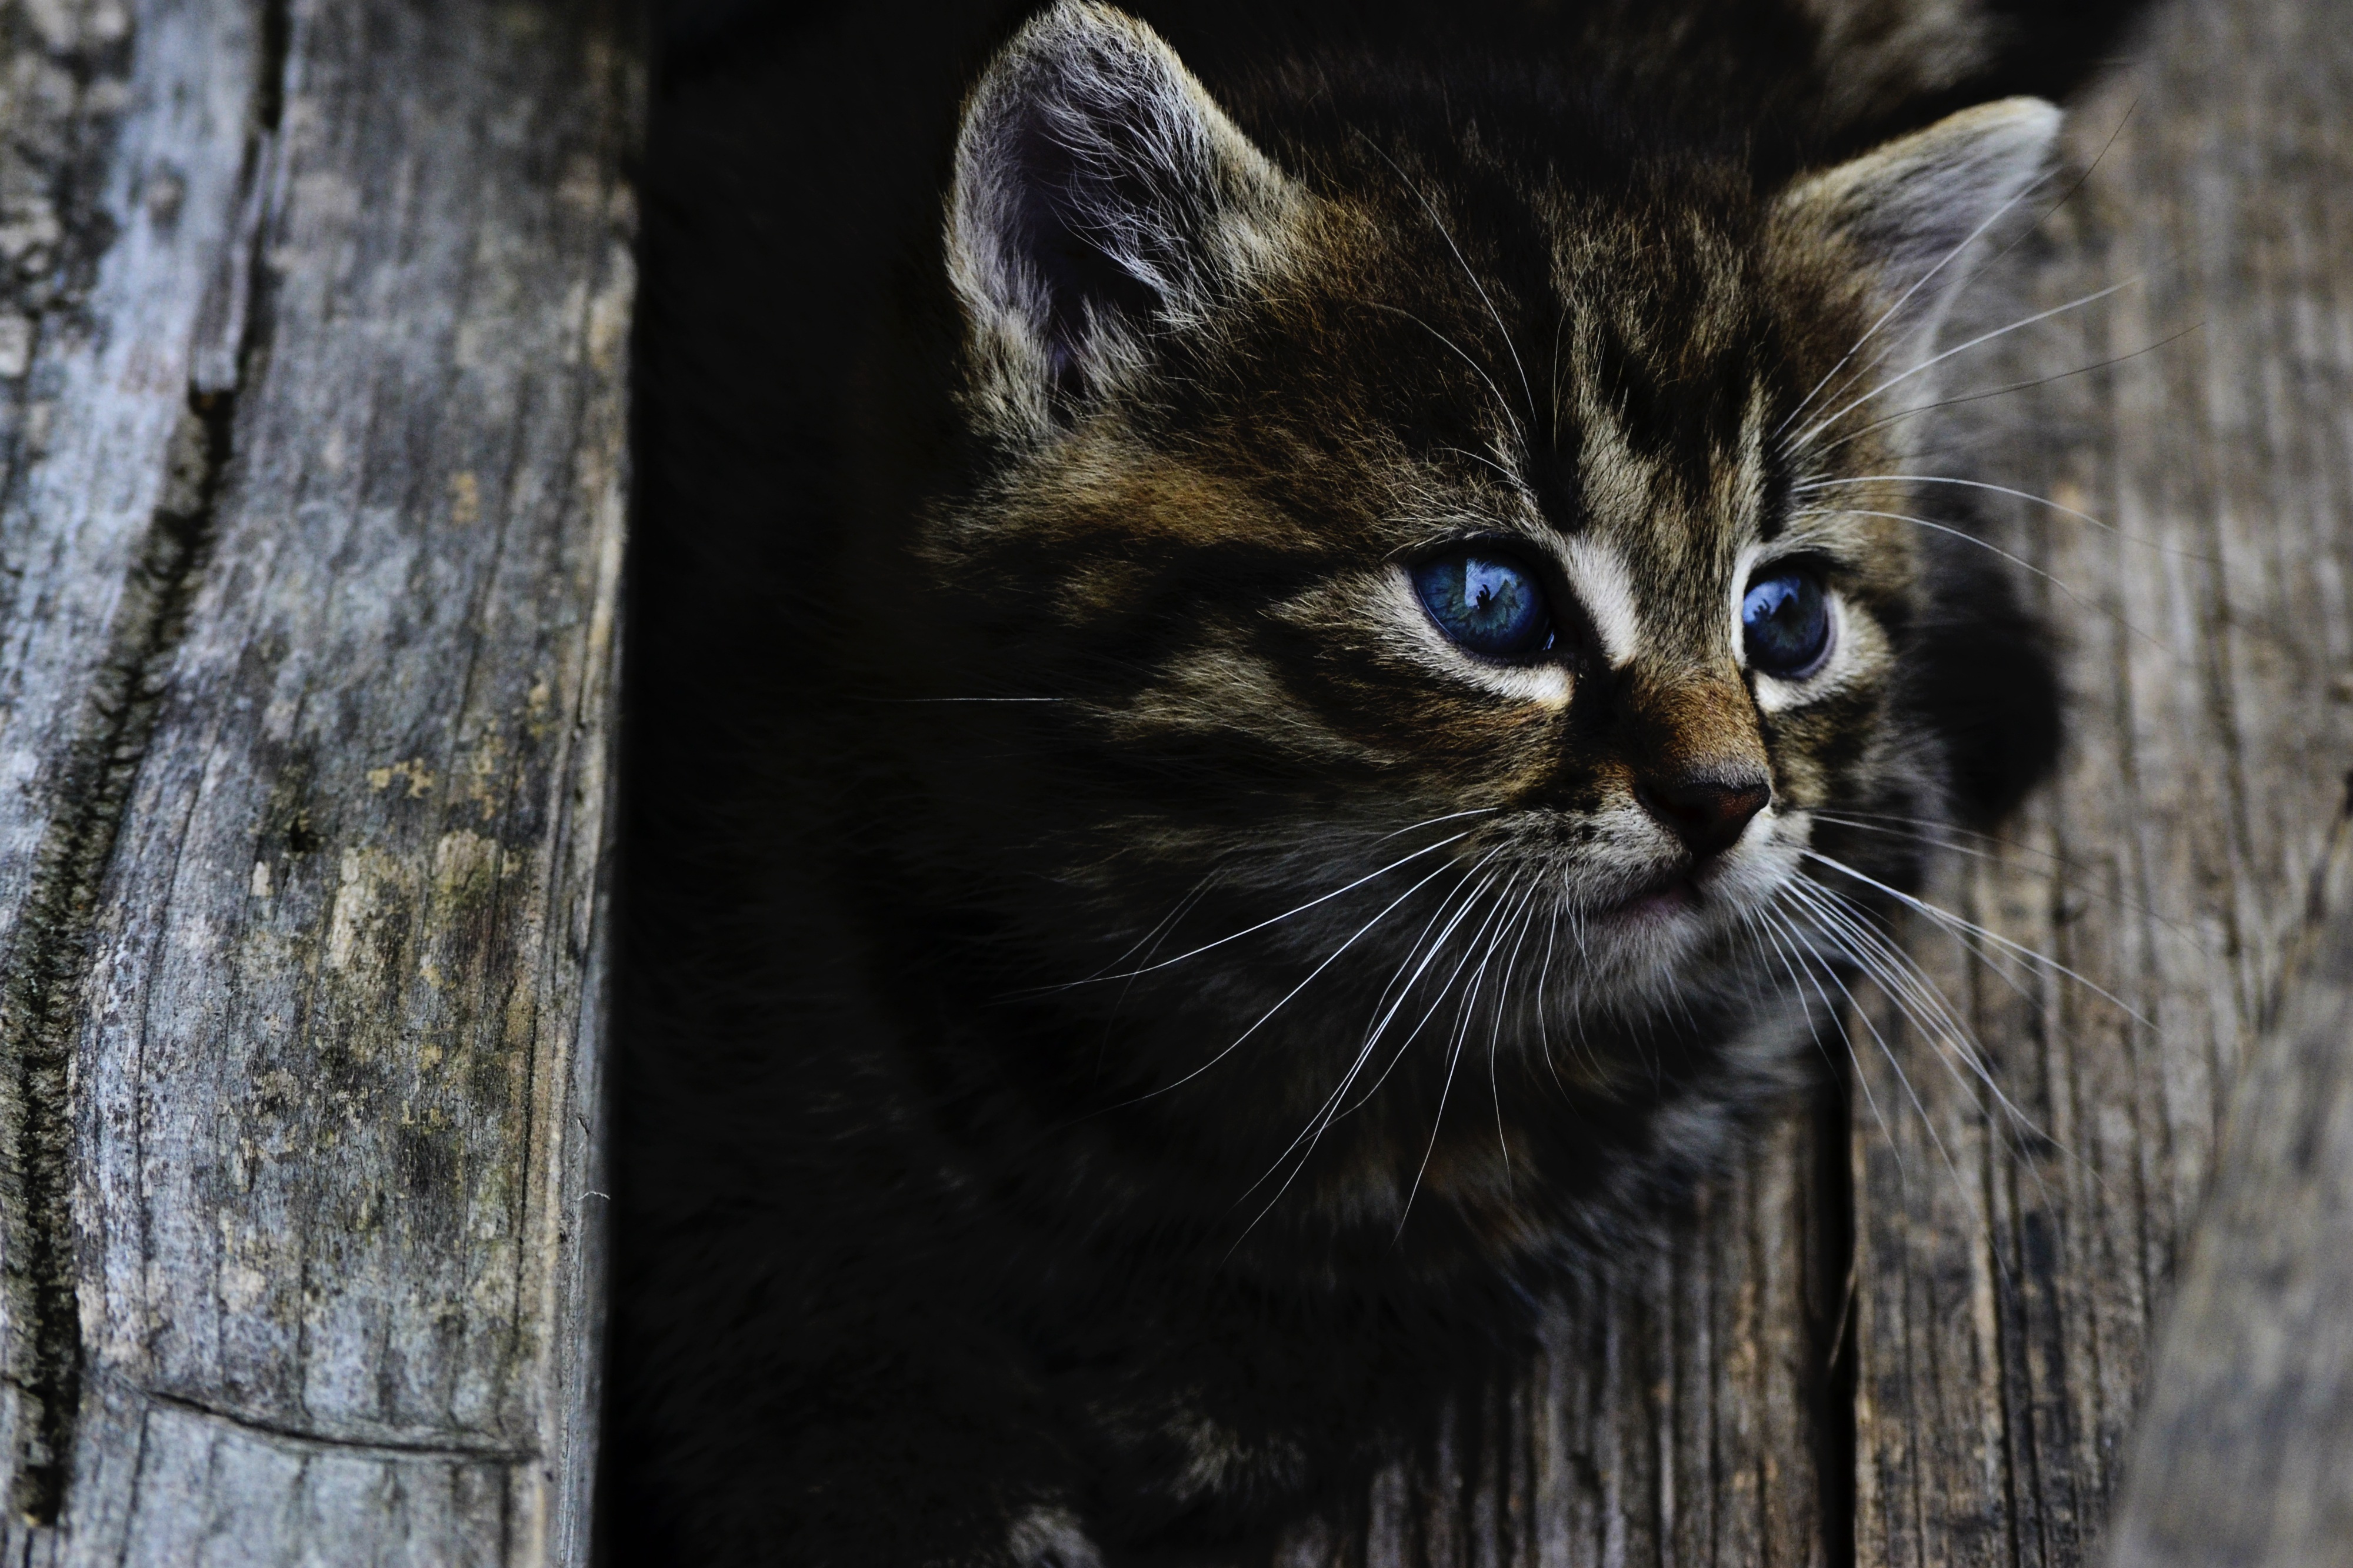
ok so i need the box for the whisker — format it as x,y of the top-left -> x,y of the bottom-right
1362,300 -> 1529,456
1228,860 -> 1510,1251
1807,810 -> 2212,958
1789,275 -> 2145,456
1368,805 -> 1506,846
1235,850 -> 1507,1203
1351,864 -> 1527,1117
1437,445 -> 1533,492
1100,868 -> 1222,982
1782,877 -> 2062,1195
1801,322 -> 2204,462
1777,890 -> 1994,1272
1800,848 -> 2148,1027
1037,823 -> 1484,992
1790,474 -> 2212,563
1532,889 -> 1566,1092
1773,163 -> 2065,445
1118,852 -> 1473,1108
1793,505 -> 2164,650
1356,132 -> 1539,436
1549,303 -> 1568,450
1398,868 -> 1534,1238
1755,899 -> 1900,1172
1486,876 -> 1551,1180
1751,904 -> 1892,1158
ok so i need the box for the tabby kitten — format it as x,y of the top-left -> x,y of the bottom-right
615,1 -> 2117,1562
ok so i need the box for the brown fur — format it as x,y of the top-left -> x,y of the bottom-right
611,2 -> 2107,1560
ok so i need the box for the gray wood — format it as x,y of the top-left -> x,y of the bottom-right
1849,1 -> 2353,1563
2102,827 -> 2353,1566
0,0 -> 636,1561
1282,1095 -> 1837,1568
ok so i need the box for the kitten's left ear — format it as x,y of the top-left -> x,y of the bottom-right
948,1 -> 1299,425
1778,97 -> 2062,351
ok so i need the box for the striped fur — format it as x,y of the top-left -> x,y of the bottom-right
614,2 -> 2113,1561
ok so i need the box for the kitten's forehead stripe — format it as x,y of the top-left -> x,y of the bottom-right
1559,535 -> 1641,668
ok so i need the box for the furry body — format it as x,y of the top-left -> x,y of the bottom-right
613,3 -> 2130,1561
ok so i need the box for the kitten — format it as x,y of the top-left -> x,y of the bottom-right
613,1 -> 2129,1562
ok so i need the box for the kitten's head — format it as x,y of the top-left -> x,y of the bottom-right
859,2 -> 2057,1253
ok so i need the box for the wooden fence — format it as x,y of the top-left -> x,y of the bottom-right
0,0 -> 2341,1562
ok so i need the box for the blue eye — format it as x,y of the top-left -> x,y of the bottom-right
1412,551 -> 1555,660
1741,570 -> 1832,676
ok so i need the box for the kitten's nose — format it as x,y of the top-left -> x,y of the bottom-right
1638,770 -> 1771,860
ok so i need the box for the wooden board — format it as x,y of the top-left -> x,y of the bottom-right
1299,0 -> 2353,1562
2101,819 -> 2353,1565
0,0 -> 636,1562
1851,0 -> 2353,1562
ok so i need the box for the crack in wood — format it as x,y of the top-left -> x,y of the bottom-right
0,0 -> 293,1524
0,390 -> 228,1527
136,1389 -> 536,1466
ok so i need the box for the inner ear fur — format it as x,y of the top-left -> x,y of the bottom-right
1777,96 -> 2062,356
947,1 -> 1299,425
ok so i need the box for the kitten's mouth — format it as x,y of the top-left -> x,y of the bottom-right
1605,873 -> 1699,922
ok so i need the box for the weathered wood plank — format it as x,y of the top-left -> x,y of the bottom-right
0,0 -> 636,1560
2101,820 -> 2353,1566
1850,0 -> 2353,1562
1288,1098 -> 1835,1567
0,0 -> 265,1524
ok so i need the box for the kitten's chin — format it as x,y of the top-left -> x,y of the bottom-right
1577,866 -> 1768,991
1569,879 -> 1713,987
1604,875 -> 1698,924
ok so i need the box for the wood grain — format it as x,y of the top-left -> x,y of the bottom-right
1851,0 -> 2353,1562
2101,820 -> 2353,1565
0,0 -> 636,1561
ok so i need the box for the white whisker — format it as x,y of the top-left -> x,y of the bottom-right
1755,899 -> 1899,1170
1793,505 -> 2162,648
1357,133 -> 1539,438
1781,876 -> 2059,1193
1800,848 -> 2148,1026
1228,851 -> 1511,1242
1778,889 -> 1991,1266
1122,852 -> 1472,1107
1789,275 -> 2142,456
1801,322 -> 2204,462
1047,822 -> 1486,991
1791,473 -> 2209,562
1772,164 -> 2063,446
1398,868 -> 1535,1237
1363,300 -> 1529,456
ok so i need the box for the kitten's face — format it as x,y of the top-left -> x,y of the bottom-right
944,177 -> 1915,997
884,2 -> 2053,1198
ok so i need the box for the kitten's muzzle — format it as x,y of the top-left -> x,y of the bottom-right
1635,770 -> 1771,862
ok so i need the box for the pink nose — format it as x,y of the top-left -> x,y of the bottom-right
1637,770 -> 1770,860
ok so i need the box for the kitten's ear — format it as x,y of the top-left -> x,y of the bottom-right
1779,97 -> 2062,348
949,1 -> 1298,418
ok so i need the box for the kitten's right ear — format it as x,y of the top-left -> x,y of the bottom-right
948,2 -> 1298,428
1778,98 -> 2062,352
